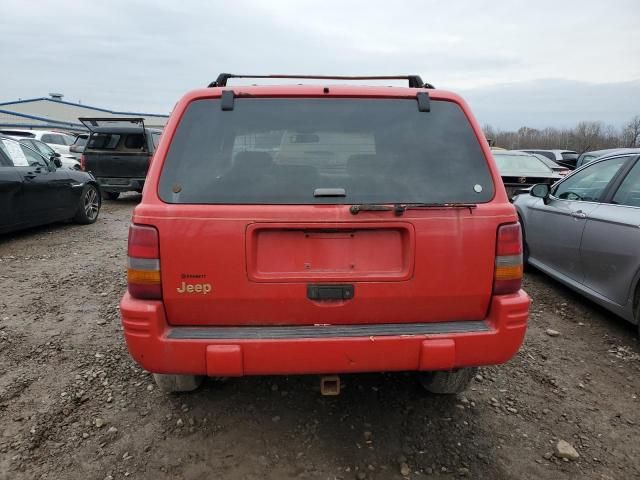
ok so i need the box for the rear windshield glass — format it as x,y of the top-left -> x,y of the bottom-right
87,133 -> 121,150
493,154 -> 552,174
159,98 -> 494,204
561,152 -> 578,160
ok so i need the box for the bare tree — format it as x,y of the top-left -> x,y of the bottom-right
622,115 -> 640,148
482,117 -> 637,152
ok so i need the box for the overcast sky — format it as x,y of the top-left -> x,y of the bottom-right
1,0 -> 639,129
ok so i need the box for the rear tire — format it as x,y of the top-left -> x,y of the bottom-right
103,191 -> 120,200
153,374 -> 203,393
73,184 -> 101,224
418,368 -> 476,394
634,284 -> 640,338
518,215 -> 530,269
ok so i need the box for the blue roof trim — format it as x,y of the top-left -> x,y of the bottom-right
0,108 -> 82,126
0,97 -> 169,118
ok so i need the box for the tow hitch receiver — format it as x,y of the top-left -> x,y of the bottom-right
320,375 -> 341,396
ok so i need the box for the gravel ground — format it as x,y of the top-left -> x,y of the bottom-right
0,195 -> 639,480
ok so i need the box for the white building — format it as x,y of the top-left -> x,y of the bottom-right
0,93 -> 169,132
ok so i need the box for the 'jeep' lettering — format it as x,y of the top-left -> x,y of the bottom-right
176,282 -> 212,294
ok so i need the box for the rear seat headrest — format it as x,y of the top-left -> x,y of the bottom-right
347,154 -> 389,174
233,151 -> 274,170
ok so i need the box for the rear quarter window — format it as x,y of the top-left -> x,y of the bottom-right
159,98 -> 495,204
86,133 -> 148,152
41,134 -> 66,145
87,134 -> 121,150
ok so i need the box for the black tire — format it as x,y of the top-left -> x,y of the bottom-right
103,191 -> 120,200
418,368 -> 477,394
153,374 -> 203,393
518,215 -> 530,270
634,285 -> 640,338
73,184 -> 101,224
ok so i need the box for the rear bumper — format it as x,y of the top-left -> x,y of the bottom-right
97,177 -> 145,192
119,291 -> 530,376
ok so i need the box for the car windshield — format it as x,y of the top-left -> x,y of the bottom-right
159,98 -> 495,204
531,154 -> 562,169
493,154 -> 552,174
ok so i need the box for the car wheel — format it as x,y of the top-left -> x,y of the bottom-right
518,215 -> 530,268
153,373 -> 203,393
103,191 -> 120,200
73,184 -> 101,224
634,285 -> 640,338
418,368 -> 477,394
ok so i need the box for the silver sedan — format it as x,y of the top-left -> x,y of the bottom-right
514,150 -> 640,332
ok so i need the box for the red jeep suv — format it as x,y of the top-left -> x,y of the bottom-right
120,74 -> 530,394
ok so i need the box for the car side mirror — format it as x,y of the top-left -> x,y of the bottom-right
54,152 -> 61,157
52,157 -> 63,168
530,183 -> 550,202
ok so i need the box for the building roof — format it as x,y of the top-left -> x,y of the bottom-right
0,96 -> 169,132
0,108 -> 86,131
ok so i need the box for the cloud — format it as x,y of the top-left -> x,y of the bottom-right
461,79 -> 640,129
0,0 -> 638,128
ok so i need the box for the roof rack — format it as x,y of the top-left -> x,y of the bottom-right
208,74 -> 434,89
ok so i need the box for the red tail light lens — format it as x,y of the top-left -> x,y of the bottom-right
127,224 -> 161,299
493,223 -> 523,295
80,154 -> 86,171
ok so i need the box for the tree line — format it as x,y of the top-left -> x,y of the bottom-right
483,115 -> 640,153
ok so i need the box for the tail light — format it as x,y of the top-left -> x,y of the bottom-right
127,224 -> 161,299
493,223 -> 523,295
80,154 -> 86,171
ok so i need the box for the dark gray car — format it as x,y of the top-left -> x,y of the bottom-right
514,150 -> 640,332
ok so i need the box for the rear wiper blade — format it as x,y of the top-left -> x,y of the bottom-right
350,203 -> 477,216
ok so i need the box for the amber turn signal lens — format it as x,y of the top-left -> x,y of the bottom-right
127,269 -> 161,285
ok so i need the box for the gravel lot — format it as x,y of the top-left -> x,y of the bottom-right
1,196 -> 639,480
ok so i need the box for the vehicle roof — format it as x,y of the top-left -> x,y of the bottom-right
580,148 -> 637,156
0,128 -> 74,136
598,148 -> 640,159
520,149 -> 577,154
492,150 -> 536,156
183,84 -> 464,102
0,135 -> 47,155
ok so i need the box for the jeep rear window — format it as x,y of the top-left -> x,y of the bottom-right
159,98 -> 494,204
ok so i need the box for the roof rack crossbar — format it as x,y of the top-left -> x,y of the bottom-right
208,74 -> 434,89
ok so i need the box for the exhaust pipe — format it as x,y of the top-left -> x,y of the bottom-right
320,375 -> 340,396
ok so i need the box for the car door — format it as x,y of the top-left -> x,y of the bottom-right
525,156 -> 629,283
20,144 -> 79,218
0,145 -> 24,232
1,138 -> 75,224
580,156 -> 640,308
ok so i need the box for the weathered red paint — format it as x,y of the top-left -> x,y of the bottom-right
120,84 -> 530,376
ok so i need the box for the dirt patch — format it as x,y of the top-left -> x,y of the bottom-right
1,195 -> 638,480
